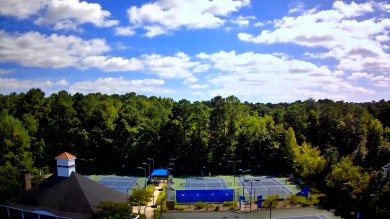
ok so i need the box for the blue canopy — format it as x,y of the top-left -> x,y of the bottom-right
151,169 -> 168,177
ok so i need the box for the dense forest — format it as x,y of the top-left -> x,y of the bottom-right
1,88 -> 390,217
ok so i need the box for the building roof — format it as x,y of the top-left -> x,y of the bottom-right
5,172 -> 128,218
382,163 -> 390,170
55,152 -> 76,160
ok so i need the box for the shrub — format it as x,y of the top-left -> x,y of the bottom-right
228,203 -> 237,210
308,193 -> 326,205
214,205 -> 220,211
262,195 -> 279,208
291,195 -> 312,206
194,202 -> 208,210
128,188 -> 151,206
174,205 -> 186,211
222,201 -> 235,206
96,201 -> 131,219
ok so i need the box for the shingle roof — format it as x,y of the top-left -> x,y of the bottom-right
55,152 -> 76,160
382,163 -> 390,169
5,172 -> 128,218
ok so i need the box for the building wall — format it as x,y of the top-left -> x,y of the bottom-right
57,159 -> 76,167
57,167 -> 76,177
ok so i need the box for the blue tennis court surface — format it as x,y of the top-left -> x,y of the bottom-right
182,178 -> 229,190
273,214 -> 329,219
98,176 -> 138,194
238,177 -> 294,198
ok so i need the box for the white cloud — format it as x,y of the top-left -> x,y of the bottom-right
0,31 -> 109,68
144,25 -> 168,38
253,21 -> 264,27
127,0 -> 251,37
0,0 -> 49,19
79,56 -> 144,72
142,52 -> 200,78
347,72 -> 390,88
238,1 -> 390,78
69,77 -> 167,94
115,26 -> 136,36
0,0 -> 118,30
189,84 -> 208,89
183,77 -> 198,85
193,64 -> 211,72
288,1 -> 305,14
34,0 -> 118,30
199,50 -> 376,102
0,77 -> 67,94
333,1 -> 374,18
231,15 -> 256,26
0,69 -> 14,75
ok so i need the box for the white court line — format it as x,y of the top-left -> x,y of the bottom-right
273,214 -> 326,219
271,178 -> 294,194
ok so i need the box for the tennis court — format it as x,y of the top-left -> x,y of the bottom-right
238,177 -> 294,198
98,176 -> 138,194
180,177 -> 230,190
273,214 -> 329,219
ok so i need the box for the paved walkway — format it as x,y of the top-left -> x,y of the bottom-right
132,184 -> 162,219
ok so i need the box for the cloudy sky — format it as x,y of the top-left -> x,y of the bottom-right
0,0 -> 389,103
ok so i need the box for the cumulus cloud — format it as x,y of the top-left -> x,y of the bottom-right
0,31 -> 109,68
198,50 -> 376,102
237,0 -> 390,83
142,52 -> 201,78
0,77 -> 68,94
115,26 -> 136,36
231,15 -> 256,26
0,0 -> 118,30
34,0 -> 118,30
348,72 -> 390,88
79,56 -> 144,72
0,0 -> 49,19
127,0 -> 251,37
69,77 -> 167,94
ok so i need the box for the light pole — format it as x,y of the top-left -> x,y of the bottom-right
147,157 -> 155,172
168,167 -> 173,182
168,161 -> 174,182
223,153 -> 235,174
138,167 -> 146,188
238,169 -> 251,197
228,160 -> 241,186
244,178 -> 260,213
142,162 -> 151,182
263,196 -> 278,219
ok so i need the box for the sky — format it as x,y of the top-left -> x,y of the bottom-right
0,0 -> 389,103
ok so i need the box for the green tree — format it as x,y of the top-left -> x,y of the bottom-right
128,187 -> 151,206
371,182 -> 390,219
326,157 -> 370,214
0,164 -> 22,203
284,103 -> 308,144
96,201 -> 131,219
293,142 -> 326,185
0,110 -> 33,169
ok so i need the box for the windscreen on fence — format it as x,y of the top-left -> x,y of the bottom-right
176,189 -> 234,203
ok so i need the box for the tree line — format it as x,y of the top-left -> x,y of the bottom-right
0,88 -> 389,217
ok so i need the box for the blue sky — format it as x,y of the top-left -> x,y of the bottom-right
0,0 -> 389,103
